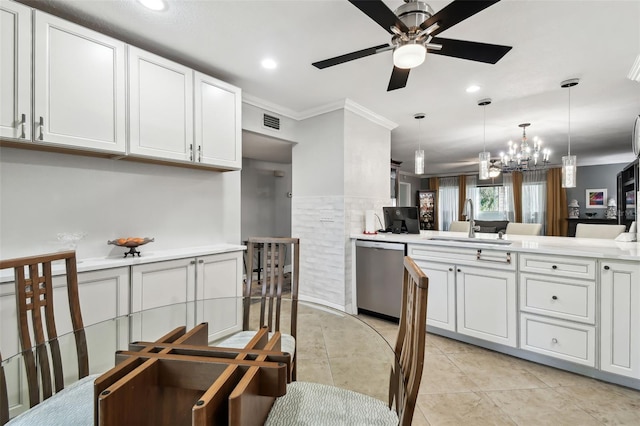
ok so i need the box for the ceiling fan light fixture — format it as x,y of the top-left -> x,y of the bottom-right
393,43 -> 426,69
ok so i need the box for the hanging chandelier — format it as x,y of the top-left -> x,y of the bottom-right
499,123 -> 550,173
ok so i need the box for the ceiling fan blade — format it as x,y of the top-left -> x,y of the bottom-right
387,67 -> 410,91
428,37 -> 511,64
348,0 -> 409,34
421,0 -> 501,36
312,44 -> 391,69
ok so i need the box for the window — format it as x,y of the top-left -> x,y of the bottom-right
468,184 -> 512,220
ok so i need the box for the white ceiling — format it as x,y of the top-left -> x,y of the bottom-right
25,0 -> 640,175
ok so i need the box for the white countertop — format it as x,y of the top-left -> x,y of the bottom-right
0,244 -> 246,283
352,231 -> 640,261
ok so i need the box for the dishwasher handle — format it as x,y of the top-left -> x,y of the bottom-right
356,240 -> 405,251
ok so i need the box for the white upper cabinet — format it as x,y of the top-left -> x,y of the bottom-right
194,72 -> 241,169
0,0 -> 31,141
128,46 -> 194,162
33,11 -> 126,153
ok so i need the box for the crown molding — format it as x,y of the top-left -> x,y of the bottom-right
242,94 -> 397,130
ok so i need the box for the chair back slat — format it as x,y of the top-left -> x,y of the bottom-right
390,256 -> 429,426
0,251 -> 89,410
1,352 -> 9,425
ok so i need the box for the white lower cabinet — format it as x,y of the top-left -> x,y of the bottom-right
130,252 -> 244,343
456,266 -> 517,347
600,260 -> 640,378
195,252 -> 243,341
413,259 -> 456,331
130,258 -> 197,342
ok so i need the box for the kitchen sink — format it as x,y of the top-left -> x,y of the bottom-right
427,237 -> 513,246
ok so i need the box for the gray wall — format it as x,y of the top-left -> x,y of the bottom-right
240,158 -> 292,242
566,163 -> 627,218
397,172 -> 424,207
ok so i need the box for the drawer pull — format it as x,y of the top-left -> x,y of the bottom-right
448,268 -> 453,272
476,249 -> 511,264
604,265 -> 610,270
457,268 -> 461,273
19,113 -> 26,138
551,338 -> 558,344
551,295 -> 558,300
552,265 -> 558,270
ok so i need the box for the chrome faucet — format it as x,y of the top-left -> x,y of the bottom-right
464,198 -> 480,238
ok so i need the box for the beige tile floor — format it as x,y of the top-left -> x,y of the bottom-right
297,311 -> 640,426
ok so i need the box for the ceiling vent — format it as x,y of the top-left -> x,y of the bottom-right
263,113 -> 281,131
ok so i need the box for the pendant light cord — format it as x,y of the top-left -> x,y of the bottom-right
483,104 -> 487,153
567,86 -> 571,156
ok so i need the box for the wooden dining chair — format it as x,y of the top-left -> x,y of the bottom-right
0,251 -> 95,425
264,255 -> 429,426
217,237 -> 300,381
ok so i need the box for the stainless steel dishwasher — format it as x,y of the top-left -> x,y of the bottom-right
356,240 -> 405,320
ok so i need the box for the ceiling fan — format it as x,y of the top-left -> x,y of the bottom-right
313,0 -> 512,91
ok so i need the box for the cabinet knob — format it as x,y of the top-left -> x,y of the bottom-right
190,260 -> 196,265
448,268 -> 453,272
198,259 -> 204,264
551,295 -> 558,300
457,268 -> 461,273
551,338 -> 558,344
604,265 -> 610,270
552,265 -> 558,270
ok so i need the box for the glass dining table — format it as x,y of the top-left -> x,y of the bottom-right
2,297 -> 395,425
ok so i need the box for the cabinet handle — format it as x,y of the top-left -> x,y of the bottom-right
448,268 -> 453,272
198,145 -> 202,162
604,265 -> 610,270
189,144 -> 193,161
457,268 -> 461,273
552,265 -> 558,270
551,295 -> 558,300
38,116 -> 44,141
551,338 -> 558,344
198,259 -> 204,264
190,260 -> 196,265
19,113 -> 26,138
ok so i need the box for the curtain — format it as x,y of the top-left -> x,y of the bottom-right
438,177 -> 459,232
502,173 -> 516,221
466,175 -> 477,200
546,168 -> 568,236
428,177 -> 440,230
522,169 -> 548,234
512,171 -> 523,222
458,175 -> 467,221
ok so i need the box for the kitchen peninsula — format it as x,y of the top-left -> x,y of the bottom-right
351,231 -> 640,390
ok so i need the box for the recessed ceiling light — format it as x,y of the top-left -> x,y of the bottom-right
138,0 -> 166,11
261,58 -> 278,70
466,85 -> 481,93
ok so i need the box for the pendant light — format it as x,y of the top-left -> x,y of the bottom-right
477,98 -> 492,180
414,113 -> 425,175
561,78 -> 579,188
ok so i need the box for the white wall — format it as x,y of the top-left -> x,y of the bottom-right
241,158 -> 292,241
0,147 -> 241,260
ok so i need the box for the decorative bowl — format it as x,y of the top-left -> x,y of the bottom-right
108,237 -> 154,257
585,212 -> 598,218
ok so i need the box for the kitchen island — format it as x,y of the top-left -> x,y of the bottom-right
351,231 -> 640,390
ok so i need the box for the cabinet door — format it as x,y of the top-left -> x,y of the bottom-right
456,266 -> 517,347
196,252 -> 243,341
600,260 -> 640,378
194,71 -> 241,169
0,0 -> 31,141
33,12 -> 126,152
414,260 -> 456,331
128,46 -> 194,161
130,258 -> 196,341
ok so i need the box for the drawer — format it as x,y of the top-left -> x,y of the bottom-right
408,244 -> 515,271
520,273 -> 595,324
519,253 -> 595,280
520,314 -> 595,367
